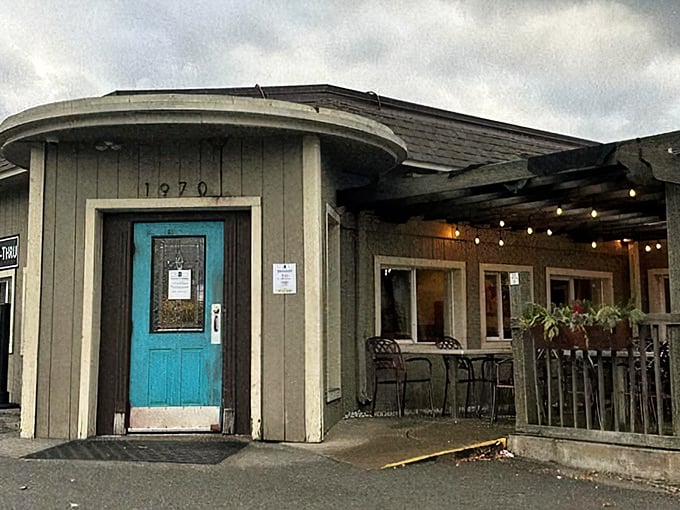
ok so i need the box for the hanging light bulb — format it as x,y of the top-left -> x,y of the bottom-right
498,238 -> 505,247
474,231 -> 480,245
656,241 -> 662,250
629,188 -> 637,198
645,244 -> 652,252
556,205 -> 563,216
591,241 -> 597,249
546,228 -> 553,236
454,225 -> 461,237
499,219 -> 505,228
527,225 -> 534,235
590,208 -> 598,218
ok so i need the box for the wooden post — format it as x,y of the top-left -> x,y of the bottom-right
665,183 -> 680,313
667,324 -> 680,437
511,323 -> 538,430
510,271 -> 536,430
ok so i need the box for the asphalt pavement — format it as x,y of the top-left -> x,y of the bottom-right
1,409 -> 679,509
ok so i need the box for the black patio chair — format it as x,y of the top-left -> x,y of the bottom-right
366,336 -> 434,416
435,336 -> 477,417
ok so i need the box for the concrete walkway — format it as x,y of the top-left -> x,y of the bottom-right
2,408 -> 513,469
289,415 -> 514,469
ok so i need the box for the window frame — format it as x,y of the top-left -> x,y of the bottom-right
0,268 -> 16,354
647,268 -> 670,314
479,263 -> 534,345
546,267 -> 614,307
374,256 -> 466,344
325,205 -> 342,403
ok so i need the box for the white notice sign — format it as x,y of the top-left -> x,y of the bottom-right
273,263 -> 296,294
509,272 -> 520,286
168,270 -> 192,300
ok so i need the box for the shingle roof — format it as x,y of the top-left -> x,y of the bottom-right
109,84 -> 594,171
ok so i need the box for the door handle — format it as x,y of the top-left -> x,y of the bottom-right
211,304 -> 221,344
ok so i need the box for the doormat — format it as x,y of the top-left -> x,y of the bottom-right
23,439 -> 248,465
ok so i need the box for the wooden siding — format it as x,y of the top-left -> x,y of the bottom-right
0,174 -> 28,402
350,213 -> 630,409
34,137 -> 307,441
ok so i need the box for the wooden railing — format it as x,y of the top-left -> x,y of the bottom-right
512,316 -> 680,450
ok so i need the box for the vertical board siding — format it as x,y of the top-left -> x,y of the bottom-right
222,139 -> 243,196
260,138 -> 286,440
35,136 -> 308,440
72,151 -> 98,437
200,141 -> 222,198
36,144 -> 58,437
282,138 -> 305,441
49,145 -> 78,438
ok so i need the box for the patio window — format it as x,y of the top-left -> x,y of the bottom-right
481,264 -> 533,343
375,256 -> 466,342
546,267 -> 613,308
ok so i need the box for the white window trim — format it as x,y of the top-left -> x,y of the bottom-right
0,268 -> 16,354
324,204 -> 342,403
546,267 -> 614,306
479,263 -> 533,345
648,268 -> 669,314
374,255 -> 466,345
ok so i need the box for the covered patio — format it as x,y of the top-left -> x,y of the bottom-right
342,129 -> 680,480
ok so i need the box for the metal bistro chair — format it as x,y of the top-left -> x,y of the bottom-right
436,336 -> 477,417
366,336 -> 434,416
490,357 -> 515,423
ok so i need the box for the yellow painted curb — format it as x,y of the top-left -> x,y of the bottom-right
381,437 -> 507,469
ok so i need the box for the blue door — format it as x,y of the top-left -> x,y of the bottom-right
129,221 -> 224,432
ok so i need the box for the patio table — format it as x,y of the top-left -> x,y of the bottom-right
399,343 -> 513,418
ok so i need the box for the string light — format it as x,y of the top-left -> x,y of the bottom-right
527,226 -> 534,235
590,208 -> 598,218
629,188 -> 637,198
498,231 -> 504,247
546,228 -> 553,236
591,241 -> 597,249
556,205 -> 563,216
645,244 -> 652,252
474,230 -> 481,245
656,241 -> 662,250
499,219 -> 505,228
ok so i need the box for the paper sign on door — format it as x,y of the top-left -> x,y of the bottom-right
168,270 -> 192,300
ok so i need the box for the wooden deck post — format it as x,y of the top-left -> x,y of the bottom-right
510,270 -> 536,430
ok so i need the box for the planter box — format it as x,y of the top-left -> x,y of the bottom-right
531,322 -> 632,350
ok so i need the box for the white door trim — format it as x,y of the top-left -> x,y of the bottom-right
77,197 -> 262,439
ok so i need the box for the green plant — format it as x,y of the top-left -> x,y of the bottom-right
520,301 -> 645,341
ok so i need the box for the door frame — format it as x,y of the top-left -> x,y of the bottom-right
77,197 -> 262,439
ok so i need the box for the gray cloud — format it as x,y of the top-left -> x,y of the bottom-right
1,0 -> 680,142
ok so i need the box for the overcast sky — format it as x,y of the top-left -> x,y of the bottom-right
2,1 -> 679,142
